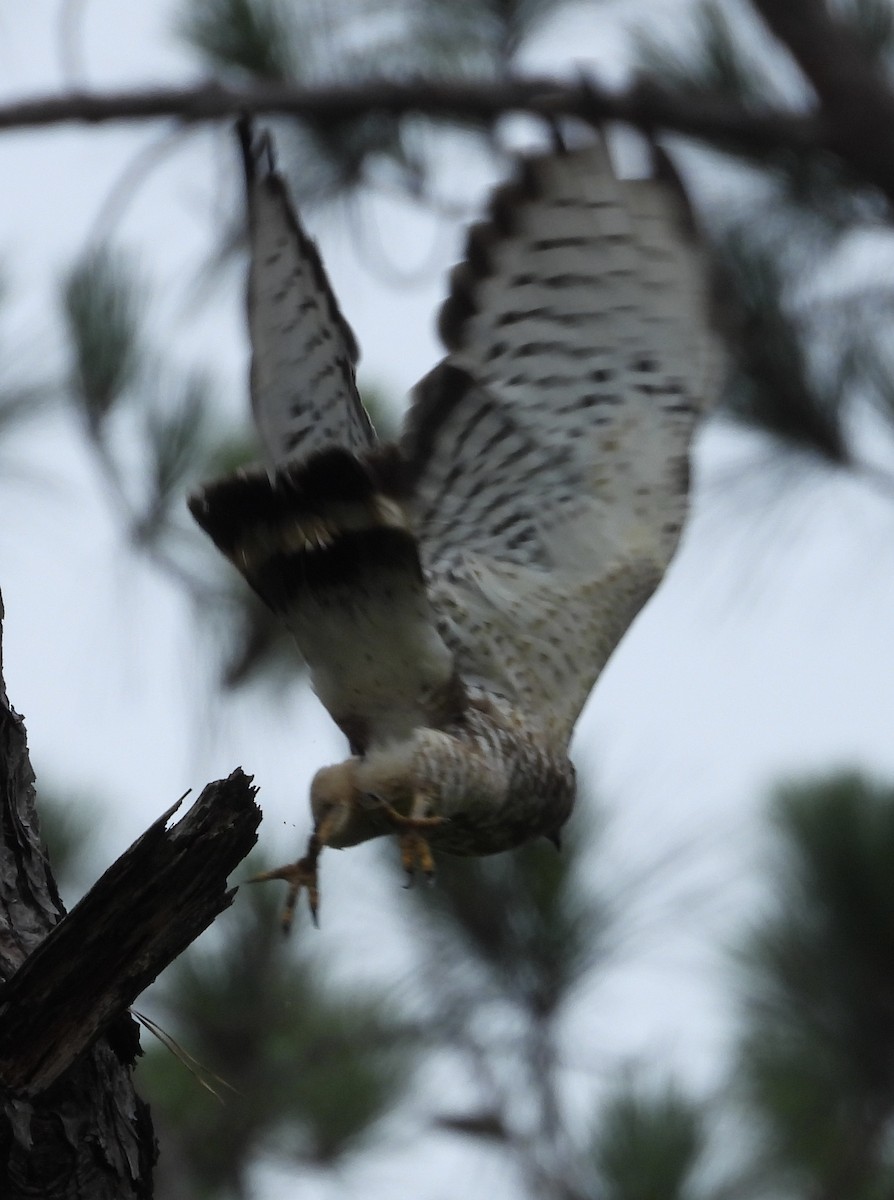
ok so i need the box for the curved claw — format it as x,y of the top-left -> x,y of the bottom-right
399,829 -> 438,889
366,793 -> 446,890
355,796 -> 446,890
250,856 -> 320,933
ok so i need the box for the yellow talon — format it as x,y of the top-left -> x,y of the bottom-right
250,828 -> 326,933
367,791 -> 446,887
399,828 -> 437,886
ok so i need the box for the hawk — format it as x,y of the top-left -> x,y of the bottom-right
189,120 -> 720,930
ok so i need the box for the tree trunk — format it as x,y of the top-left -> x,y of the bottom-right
0,593 -> 262,1197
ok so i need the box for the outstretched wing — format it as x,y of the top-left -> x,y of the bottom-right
189,449 -> 461,752
397,140 -> 722,743
190,125 -> 459,752
239,120 -> 375,467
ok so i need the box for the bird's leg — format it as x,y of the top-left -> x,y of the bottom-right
249,810 -> 338,933
364,791 -> 446,887
398,822 -> 436,886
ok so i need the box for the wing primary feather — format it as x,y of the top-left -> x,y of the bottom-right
236,115 -> 272,201
238,118 -> 376,468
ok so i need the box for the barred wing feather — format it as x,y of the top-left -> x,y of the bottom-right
199,131 -> 719,754
192,128 -> 454,751
400,143 -> 722,742
240,122 -> 375,468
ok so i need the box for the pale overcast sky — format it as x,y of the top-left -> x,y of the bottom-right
3,4 -> 894,1197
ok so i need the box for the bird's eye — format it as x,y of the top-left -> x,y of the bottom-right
358,791 -> 383,811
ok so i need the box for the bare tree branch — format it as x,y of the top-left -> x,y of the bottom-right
0,76 -> 824,153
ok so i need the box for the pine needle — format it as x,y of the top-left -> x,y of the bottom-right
131,1008 -> 240,1103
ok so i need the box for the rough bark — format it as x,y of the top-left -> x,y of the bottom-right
0,593 -> 263,1198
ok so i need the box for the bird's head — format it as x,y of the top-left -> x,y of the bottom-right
309,761 -> 364,848
310,750 -> 417,849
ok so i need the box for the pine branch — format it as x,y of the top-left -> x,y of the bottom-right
751,0 -> 894,203
751,0 -> 887,105
0,76 -> 824,153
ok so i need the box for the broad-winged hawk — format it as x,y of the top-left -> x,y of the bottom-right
189,121 -> 720,929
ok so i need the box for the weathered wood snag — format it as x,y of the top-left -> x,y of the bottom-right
0,592 -> 262,1198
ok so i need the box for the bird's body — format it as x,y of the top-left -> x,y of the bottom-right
189,120 -> 721,927
326,696 -> 576,855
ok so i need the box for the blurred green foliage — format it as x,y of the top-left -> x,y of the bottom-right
180,0 -> 301,82
846,0 -> 894,61
637,0 -> 894,483
407,0 -> 573,76
11,0 -> 894,1198
137,371 -> 213,544
715,228 -> 849,466
410,819 -> 609,1020
63,246 -> 144,433
591,1079 -> 705,1200
140,878 -> 411,1197
736,774 -> 894,1197
177,0 -> 583,206
636,2 -> 769,105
